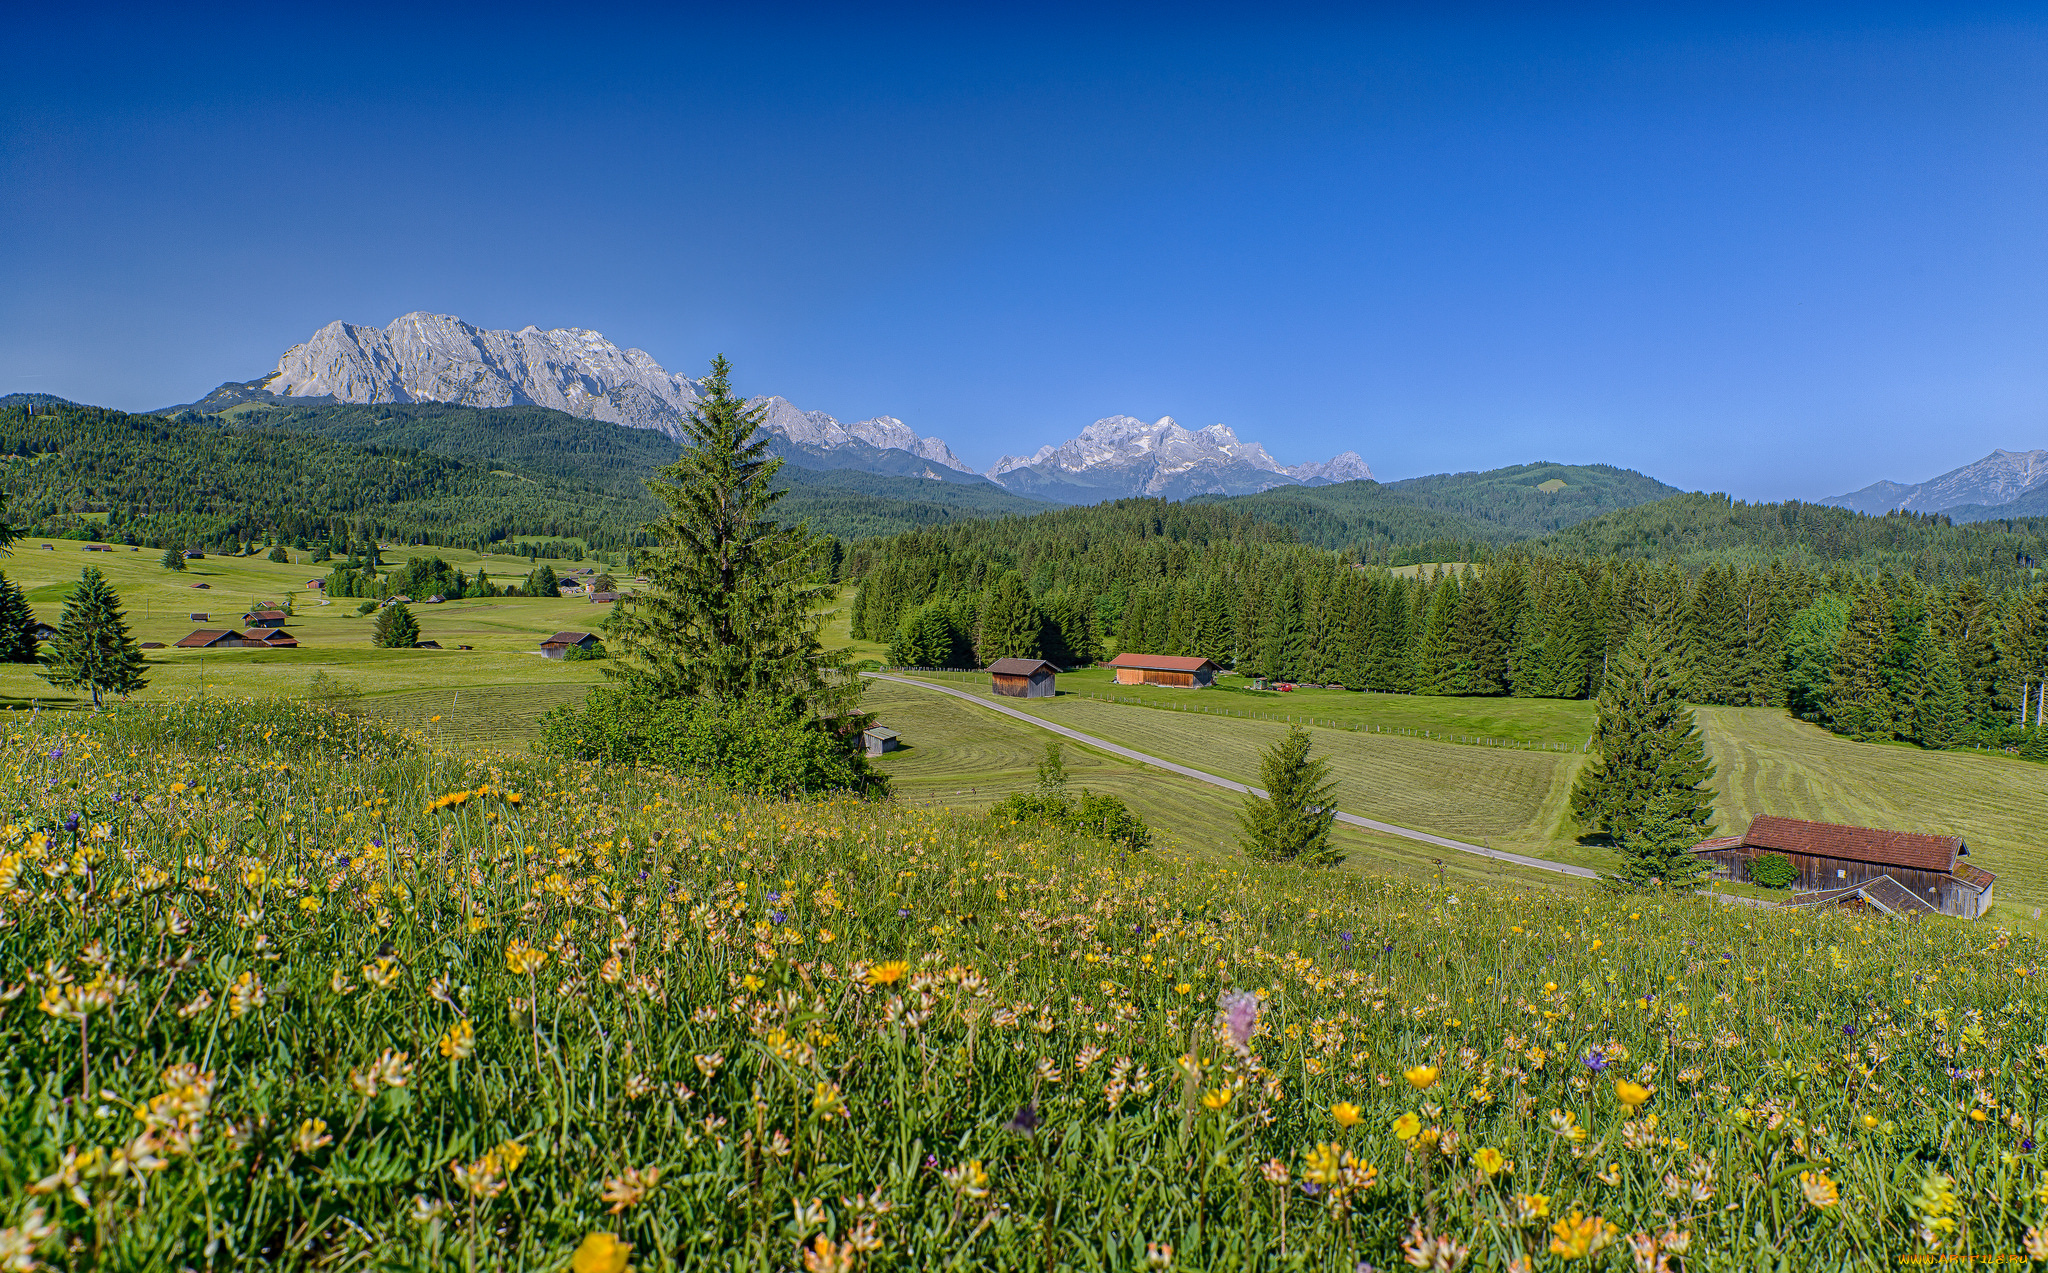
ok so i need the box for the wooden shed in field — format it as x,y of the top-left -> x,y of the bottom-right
1689,815 -> 1995,920
863,726 -> 900,757
987,657 -> 1058,698
1105,652 -> 1219,688
540,631 -> 599,660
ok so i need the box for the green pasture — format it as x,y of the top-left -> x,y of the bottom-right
860,676 -> 1582,891
1700,705 -> 2048,931
876,673 -> 1603,872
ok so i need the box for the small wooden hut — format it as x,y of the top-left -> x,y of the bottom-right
1105,652 -> 1219,688
863,726 -> 900,757
1689,815 -> 1995,919
987,657 -> 1058,698
540,631 -> 600,660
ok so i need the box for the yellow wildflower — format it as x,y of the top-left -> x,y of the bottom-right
570,1232 -> 633,1273
1300,1142 -> 1343,1185
505,940 -> 547,976
1514,1193 -> 1551,1223
1614,1080 -> 1651,1110
866,961 -> 908,986
1392,1112 -> 1422,1142
1330,1102 -> 1363,1128
1548,1210 -> 1618,1259
1800,1171 -> 1839,1209
1473,1147 -> 1507,1176
438,1019 -> 476,1060
1201,1088 -> 1233,1111
1403,1065 -> 1439,1090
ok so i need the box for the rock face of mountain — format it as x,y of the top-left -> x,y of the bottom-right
988,416 -> 1371,504
211,313 -> 712,431
1822,449 -> 2048,515
746,396 -> 973,474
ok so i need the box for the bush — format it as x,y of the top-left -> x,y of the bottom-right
561,643 -> 607,662
538,686 -> 883,795
1748,852 -> 1798,889
989,741 -> 1152,851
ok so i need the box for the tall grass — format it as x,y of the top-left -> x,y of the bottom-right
0,698 -> 2044,1270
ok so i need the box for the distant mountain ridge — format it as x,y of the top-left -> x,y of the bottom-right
988,415 -> 1371,503
1822,448 -> 2048,516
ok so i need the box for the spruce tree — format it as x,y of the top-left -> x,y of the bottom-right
1827,586 -> 1896,739
160,544 -> 186,571
1412,574 -> 1459,695
1448,571 -> 1503,694
975,573 -> 1041,663
605,355 -> 853,715
0,571 -> 39,663
40,567 -> 149,709
525,564 -> 561,598
1570,625 -> 1717,875
1908,633 -> 1968,749
1238,726 -> 1339,865
371,602 -> 420,648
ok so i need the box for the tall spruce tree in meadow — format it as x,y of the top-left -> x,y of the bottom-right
40,567 -> 149,709
1570,625 -> 1717,874
1238,726 -> 1340,866
1827,586 -> 1896,740
371,601 -> 420,649
1448,571 -> 1504,695
975,572 -> 1040,663
0,571 -> 40,663
605,356 -> 852,717
1686,563 -> 1741,703
1947,578 -> 2002,729
160,544 -> 186,571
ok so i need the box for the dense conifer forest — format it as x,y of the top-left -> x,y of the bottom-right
848,496 -> 2048,757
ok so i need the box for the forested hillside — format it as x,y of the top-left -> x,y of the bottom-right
1202,461 -> 1679,561
0,401 -> 654,550
849,494 -> 2048,759
190,400 -> 1051,539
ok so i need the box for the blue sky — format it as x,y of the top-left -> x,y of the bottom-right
4,4 -> 2044,499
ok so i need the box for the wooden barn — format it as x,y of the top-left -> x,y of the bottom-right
540,631 -> 599,660
1105,652 -> 1219,688
863,726 -> 900,757
987,657 -> 1058,698
243,609 -> 289,628
175,629 -> 249,649
1689,815 -> 1995,920
251,629 -> 299,648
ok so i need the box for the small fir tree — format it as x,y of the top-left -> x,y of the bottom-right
525,564 -> 561,598
0,570 -> 40,663
1238,726 -> 1339,865
160,545 -> 186,571
267,545 -> 290,563
371,602 -> 420,649
1570,625 -> 1717,878
40,567 -> 149,709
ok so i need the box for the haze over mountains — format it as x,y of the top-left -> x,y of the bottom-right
168,312 -> 1375,505
1821,448 -> 2048,523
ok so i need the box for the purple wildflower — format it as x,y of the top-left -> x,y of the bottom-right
1002,1103 -> 1040,1135
897,908 -> 910,919
766,891 -> 783,903
2024,1137 -> 2036,1152
1218,989 -> 1260,1052
770,910 -> 786,925
1582,1051 -> 1609,1073
64,813 -> 80,833
47,747 -> 62,760
1300,1181 -> 1321,1196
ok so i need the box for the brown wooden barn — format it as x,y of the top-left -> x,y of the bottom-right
540,631 -> 600,659
1106,652 -> 1219,688
175,629 -> 250,648
987,657 -> 1058,698
1688,815 -> 1995,919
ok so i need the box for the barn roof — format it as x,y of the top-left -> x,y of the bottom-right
1106,652 -> 1219,672
1692,815 -> 1966,875
176,629 -> 242,648
541,631 -> 597,646
987,657 -> 1058,676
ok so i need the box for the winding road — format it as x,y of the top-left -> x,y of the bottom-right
864,672 -> 1599,881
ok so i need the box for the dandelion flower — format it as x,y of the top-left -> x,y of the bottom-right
570,1232 -> 632,1273
1392,1112 -> 1422,1142
866,961 -> 908,986
1403,1065 -> 1439,1090
1330,1102 -> 1363,1128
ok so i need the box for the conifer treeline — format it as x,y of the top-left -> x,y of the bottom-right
848,499 -> 2048,755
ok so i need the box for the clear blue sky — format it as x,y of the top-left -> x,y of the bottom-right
5,4 -> 2045,499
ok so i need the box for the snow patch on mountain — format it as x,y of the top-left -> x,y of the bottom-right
988,416 -> 1371,502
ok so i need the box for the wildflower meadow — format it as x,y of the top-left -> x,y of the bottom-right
2,698 -> 2045,1270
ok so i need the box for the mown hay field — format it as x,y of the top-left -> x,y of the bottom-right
3,699 -> 2046,1271
1699,707 -> 2048,931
